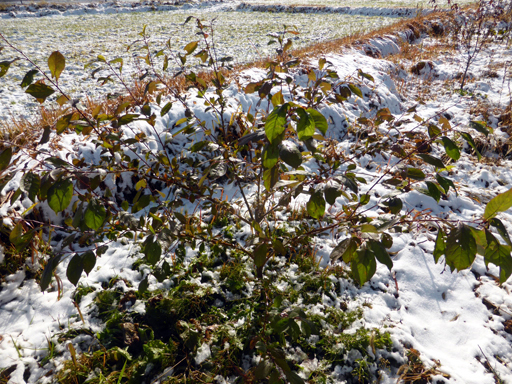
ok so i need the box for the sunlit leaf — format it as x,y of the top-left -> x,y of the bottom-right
445,224 -> 477,271
306,190 -> 325,219
48,51 -> 65,82
484,187 -> 512,221
47,179 -> 73,213
440,136 -> 460,161
84,199 -> 106,230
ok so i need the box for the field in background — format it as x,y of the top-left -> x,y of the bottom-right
0,6 -> 401,121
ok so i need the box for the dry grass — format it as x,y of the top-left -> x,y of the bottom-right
0,4 -> 502,144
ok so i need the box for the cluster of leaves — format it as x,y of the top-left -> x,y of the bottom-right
56,244 -> 391,384
1,8 -> 512,382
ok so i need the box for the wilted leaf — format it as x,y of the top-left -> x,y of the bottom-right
184,41 -> 199,55
348,84 -> 363,98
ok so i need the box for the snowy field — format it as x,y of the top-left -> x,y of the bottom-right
0,3 -> 400,122
3,1 -> 512,384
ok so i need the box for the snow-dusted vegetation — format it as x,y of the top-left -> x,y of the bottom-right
0,1 -> 512,383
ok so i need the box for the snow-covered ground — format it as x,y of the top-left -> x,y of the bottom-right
2,2 -> 512,384
0,2 -> 403,123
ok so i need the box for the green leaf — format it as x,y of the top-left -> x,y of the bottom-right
118,114 -> 140,126
20,172 -> 40,202
460,132 -> 481,161
483,187 -> 512,221
160,102 -> 172,117
489,218 -> 512,246
306,190 -> 325,219
330,237 -> 359,264
273,239 -> 286,255
368,240 -> 393,270
263,143 -> 279,169
351,248 -> 377,286
283,370 -> 304,384
184,41 -> 199,55
381,233 -> 393,248
324,181 -> 342,205
279,141 -> 302,168
48,51 -> 65,82
306,109 -> 328,135
254,243 -> 268,267
404,168 -> 425,181
0,59 -> 19,78
296,108 -> 315,140
40,255 -> 60,291
417,154 -> 445,169
56,113 -> 73,134
263,166 -> 279,191
348,84 -> 363,98
484,229 -> 512,283
139,276 -> 149,294
47,179 -> 73,213
386,197 -> 402,214
440,136 -> 460,161
433,227 -> 446,263
0,147 -> 12,173
143,236 -> 162,265
82,250 -> 96,275
445,224 -> 477,271
469,120 -> 491,137
265,104 -> 289,144
271,91 -> 284,108
9,222 -> 33,251
423,181 -> 441,202
84,199 -> 106,230
25,83 -> 55,103
254,359 -> 273,380
427,123 -> 441,139
20,69 -> 39,88
66,254 -> 84,286
336,174 -> 358,194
